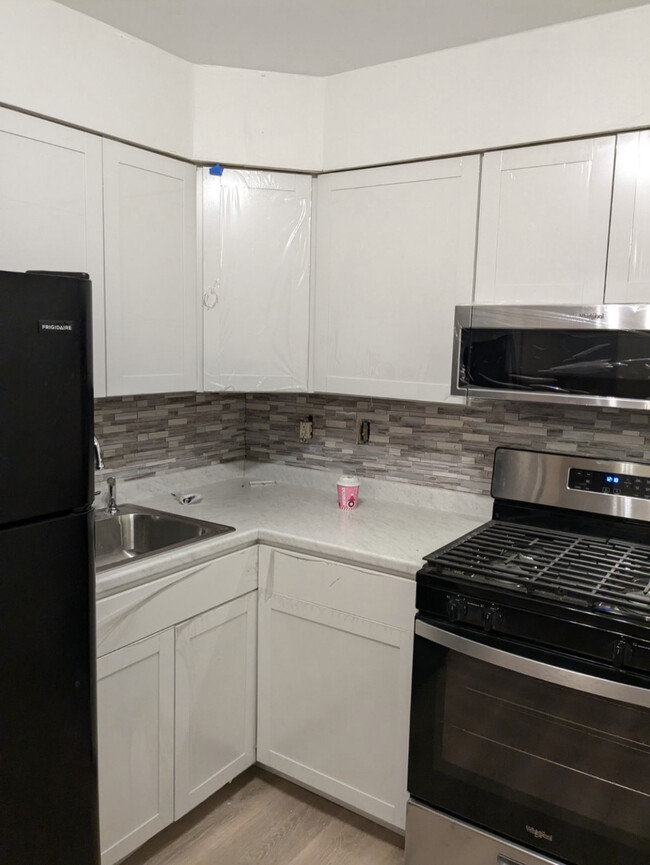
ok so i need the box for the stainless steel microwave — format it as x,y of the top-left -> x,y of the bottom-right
452,304 -> 650,410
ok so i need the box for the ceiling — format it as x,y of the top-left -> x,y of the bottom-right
55,0 -> 650,76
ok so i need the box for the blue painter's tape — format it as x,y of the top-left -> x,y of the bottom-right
209,163 -> 224,176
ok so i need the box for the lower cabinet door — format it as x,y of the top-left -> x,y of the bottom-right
97,630 -> 175,865
257,548 -> 415,831
174,591 -> 258,818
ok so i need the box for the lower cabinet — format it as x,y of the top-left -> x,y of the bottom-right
97,630 -> 175,865
256,546 -> 416,831
174,593 -> 257,818
96,547 -> 259,865
97,542 -> 417,862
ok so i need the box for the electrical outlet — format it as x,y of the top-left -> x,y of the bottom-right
356,418 -> 371,444
299,415 -> 313,442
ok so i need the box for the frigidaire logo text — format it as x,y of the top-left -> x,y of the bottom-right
577,312 -> 604,320
39,320 -> 74,333
526,825 -> 553,842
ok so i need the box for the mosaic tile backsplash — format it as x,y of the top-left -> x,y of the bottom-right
94,391 -> 650,495
245,394 -> 650,495
94,392 -> 245,479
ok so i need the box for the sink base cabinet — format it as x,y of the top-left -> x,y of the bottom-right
256,546 -> 416,831
97,630 -> 175,865
174,592 -> 257,818
97,543 -> 417,862
96,548 -> 259,865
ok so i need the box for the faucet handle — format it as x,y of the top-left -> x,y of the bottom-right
93,436 -> 105,470
106,476 -> 119,515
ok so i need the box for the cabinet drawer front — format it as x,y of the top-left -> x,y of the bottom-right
259,546 -> 415,631
97,546 -> 258,656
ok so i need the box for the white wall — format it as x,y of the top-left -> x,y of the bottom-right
193,66 -> 323,171
0,0 -> 322,170
323,5 -> 650,170
3,2 -> 650,173
0,0 -> 194,158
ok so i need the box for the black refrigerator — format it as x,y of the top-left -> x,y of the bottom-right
0,270 -> 100,863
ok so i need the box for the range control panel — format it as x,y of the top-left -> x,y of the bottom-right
569,468 -> 650,499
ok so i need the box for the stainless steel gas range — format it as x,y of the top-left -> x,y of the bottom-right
406,448 -> 650,865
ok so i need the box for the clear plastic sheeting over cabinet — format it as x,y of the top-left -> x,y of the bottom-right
202,168 -> 311,392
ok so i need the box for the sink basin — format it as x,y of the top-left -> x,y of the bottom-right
94,504 -> 235,572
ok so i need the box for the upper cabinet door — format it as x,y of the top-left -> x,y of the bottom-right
203,169 -> 311,392
475,138 -> 615,305
606,132 -> 650,303
0,108 -> 106,396
312,157 -> 480,402
103,141 -> 197,396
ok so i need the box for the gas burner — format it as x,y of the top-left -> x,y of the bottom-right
490,550 -> 541,577
426,520 -> 650,620
624,588 -> 650,605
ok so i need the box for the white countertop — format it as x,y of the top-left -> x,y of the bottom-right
95,462 -> 492,599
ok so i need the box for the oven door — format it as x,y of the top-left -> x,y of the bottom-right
408,617 -> 650,865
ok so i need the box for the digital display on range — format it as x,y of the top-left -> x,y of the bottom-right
569,468 -> 650,499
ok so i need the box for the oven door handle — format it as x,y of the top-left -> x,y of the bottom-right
415,620 -> 650,708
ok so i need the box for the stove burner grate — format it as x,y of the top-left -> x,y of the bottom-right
428,521 -> 650,618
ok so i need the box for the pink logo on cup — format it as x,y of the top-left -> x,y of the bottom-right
337,475 -> 360,510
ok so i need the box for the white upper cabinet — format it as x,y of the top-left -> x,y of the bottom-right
203,169 -> 311,392
606,132 -> 650,303
103,141 -> 197,396
475,138 -> 615,305
0,108 -> 106,396
312,157 -> 480,402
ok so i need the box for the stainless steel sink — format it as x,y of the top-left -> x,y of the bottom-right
94,504 -> 235,572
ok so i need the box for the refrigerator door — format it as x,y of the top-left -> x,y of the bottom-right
0,270 -> 93,525
0,510 -> 99,864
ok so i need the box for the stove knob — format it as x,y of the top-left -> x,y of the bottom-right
483,606 -> 498,631
448,598 -> 466,622
612,640 -> 630,668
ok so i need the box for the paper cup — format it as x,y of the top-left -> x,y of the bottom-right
337,474 -> 360,510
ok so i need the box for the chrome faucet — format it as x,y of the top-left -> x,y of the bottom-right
93,436 -> 105,470
106,477 -> 119,515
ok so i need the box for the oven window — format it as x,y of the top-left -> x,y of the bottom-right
460,328 -> 650,399
408,633 -> 650,865
443,653 -> 650,838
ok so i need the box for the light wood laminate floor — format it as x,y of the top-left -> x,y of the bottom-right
123,768 -> 405,865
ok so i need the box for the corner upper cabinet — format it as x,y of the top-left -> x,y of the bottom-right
203,169 -> 311,392
0,108 -> 106,396
475,138 -> 615,304
606,132 -> 650,302
312,157 -> 480,402
103,141 -> 197,396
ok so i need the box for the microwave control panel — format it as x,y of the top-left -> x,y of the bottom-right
569,468 -> 650,499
